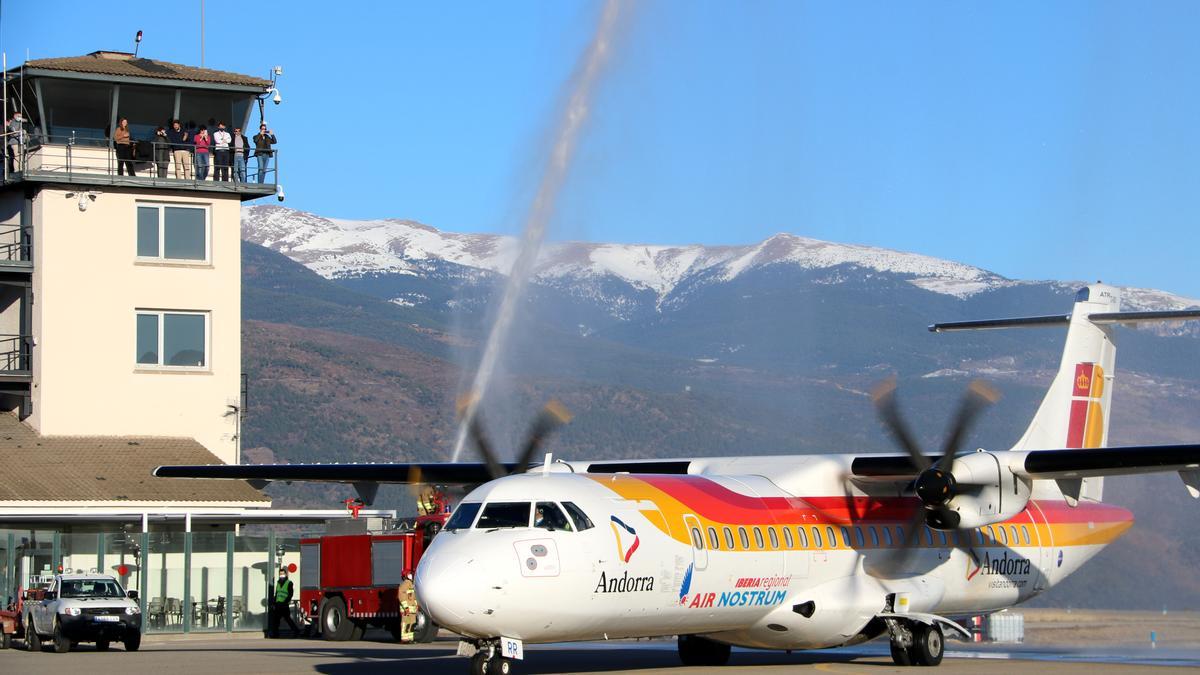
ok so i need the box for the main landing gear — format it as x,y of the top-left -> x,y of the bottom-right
464,640 -> 515,675
886,619 -> 944,667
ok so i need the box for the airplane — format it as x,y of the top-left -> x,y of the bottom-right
157,282 -> 1200,674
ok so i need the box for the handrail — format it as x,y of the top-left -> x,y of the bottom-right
0,223 -> 32,263
0,333 -> 31,372
5,132 -> 279,189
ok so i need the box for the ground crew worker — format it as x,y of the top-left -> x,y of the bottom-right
398,575 -> 417,642
269,567 -> 299,638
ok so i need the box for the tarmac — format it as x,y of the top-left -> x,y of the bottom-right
2,631 -> 1198,675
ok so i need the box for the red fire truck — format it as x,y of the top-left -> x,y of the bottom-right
299,494 -> 450,642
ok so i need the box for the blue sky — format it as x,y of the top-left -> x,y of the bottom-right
4,1 -> 1200,297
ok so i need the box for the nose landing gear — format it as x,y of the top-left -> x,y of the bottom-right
464,640 -> 516,675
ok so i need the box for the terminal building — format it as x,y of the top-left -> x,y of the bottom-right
0,50 -> 387,633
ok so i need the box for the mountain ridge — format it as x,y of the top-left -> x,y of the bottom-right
242,206 -> 1200,314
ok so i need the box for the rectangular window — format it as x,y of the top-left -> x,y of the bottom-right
135,310 -> 208,368
136,204 -> 209,262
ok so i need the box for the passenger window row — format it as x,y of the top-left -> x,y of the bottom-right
687,522 -> 1035,552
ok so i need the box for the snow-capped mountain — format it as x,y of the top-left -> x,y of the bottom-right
241,205 -> 1200,313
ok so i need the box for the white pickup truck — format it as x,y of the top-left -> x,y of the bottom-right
24,574 -> 142,652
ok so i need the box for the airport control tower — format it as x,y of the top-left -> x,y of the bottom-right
0,51 -> 280,463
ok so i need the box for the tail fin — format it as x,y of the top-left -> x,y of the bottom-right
1011,285 -> 1118,456
930,284 -> 1200,503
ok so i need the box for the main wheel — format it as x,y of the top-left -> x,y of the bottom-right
413,609 -> 438,643
487,656 -> 512,675
890,639 -> 913,666
320,597 -> 354,641
469,651 -> 490,675
96,640 -> 110,651
911,623 -> 944,667
25,616 -> 41,652
51,620 -> 70,653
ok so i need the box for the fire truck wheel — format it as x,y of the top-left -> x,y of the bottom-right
320,597 -> 355,641
1,630 -> 11,649
413,609 -> 438,643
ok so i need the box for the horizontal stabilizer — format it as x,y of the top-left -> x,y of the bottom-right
930,309 -> 1200,333
928,314 -> 1070,332
154,462 -> 508,485
1088,309 -> 1200,325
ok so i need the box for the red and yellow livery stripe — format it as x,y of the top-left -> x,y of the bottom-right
587,473 -> 1132,552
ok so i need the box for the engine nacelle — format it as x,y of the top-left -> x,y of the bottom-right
943,451 -> 1031,530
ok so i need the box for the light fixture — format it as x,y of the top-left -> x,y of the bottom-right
65,190 -> 100,212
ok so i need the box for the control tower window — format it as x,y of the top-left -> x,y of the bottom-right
476,502 -> 531,529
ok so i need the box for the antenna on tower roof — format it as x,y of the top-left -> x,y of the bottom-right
134,30 -> 143,58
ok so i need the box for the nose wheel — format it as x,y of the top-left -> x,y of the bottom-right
467,641 -> 515,675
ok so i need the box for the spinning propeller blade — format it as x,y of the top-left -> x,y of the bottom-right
871,378 -> 1000,564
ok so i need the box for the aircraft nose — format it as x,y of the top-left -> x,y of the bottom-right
415,540 -> 485,628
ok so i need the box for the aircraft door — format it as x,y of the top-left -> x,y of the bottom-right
1029,502 -> 1054,592
682,514 -> 708,571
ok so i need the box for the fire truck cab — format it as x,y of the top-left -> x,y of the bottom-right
300,508 -> 446,643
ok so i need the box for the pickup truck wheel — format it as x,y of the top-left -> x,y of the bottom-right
320,597 -> 354,641
123,633 -> 141,652
25,616 -> 41,651
96,640 -> 110,651
51,620 -> 70,653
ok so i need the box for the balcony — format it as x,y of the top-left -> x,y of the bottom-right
5,136 -> 278,198
0,333 -> 31,382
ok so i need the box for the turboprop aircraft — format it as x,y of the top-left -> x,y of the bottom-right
157,283 -> 1200,675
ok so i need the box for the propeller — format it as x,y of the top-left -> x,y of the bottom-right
870,377 -> 999,561
458,395 -> 573,480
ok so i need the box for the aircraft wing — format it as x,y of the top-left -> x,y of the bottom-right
153,462 -> 509,486
851,444 -> 1200,480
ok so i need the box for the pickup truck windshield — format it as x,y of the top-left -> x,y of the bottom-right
61,579 -> 125,598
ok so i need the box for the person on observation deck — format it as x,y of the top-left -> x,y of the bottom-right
193,126 -> 211,181
212,121 -> 231,181
152,126 -> 170,178
114,117 -> 136,177
6,111 -> 28,175
166,120 -> 191,179
253,124 -> 277,183
232,126 -> 250,182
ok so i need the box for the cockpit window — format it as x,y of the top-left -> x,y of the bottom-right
445,502 -> 481,531
534,502 -> 573,531
476,502 -> 531,529
562,502 -> 595,531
